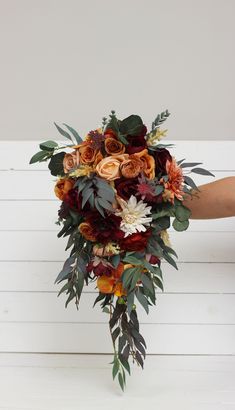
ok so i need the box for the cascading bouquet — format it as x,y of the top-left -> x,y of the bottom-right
30,110 -> 214,390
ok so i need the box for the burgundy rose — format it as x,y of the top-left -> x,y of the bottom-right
125,125 -> 148,154
119,230 -> 151,252
86,212 -> 125,244
153,148 -> 172,174
114,177 -> 139,201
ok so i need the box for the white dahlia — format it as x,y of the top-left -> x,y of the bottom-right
115,195 -> 152,237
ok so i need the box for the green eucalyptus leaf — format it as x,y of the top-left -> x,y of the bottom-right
175,205 -> 191,221
191,167 -> 215,177
29,150 -> 49,164
63,123 -> 83,144
172,218 -> 189,231
54,122 -> 73,141
135,289 -> 149,314
39,140 -> 58,151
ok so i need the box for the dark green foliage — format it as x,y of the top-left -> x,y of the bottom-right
48,152 -> 66,176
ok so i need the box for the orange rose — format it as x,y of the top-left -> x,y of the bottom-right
120,155 -> 143,178
79,222 -> 97,242
63,151 -> 80,174
133,149 -> 155,179
97,275 -> 116,294
54,178 -> 74,200
96,154 -> 129,181
78,143 -> 98,165
105,137 -> 125,156
93,150 -> 103,167
96,262 -> 127,296
113,282 -> 127,297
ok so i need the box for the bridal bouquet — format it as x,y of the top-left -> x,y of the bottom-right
30,110 -> 213,390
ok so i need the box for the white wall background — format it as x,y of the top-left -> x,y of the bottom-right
0,0 -> 235,141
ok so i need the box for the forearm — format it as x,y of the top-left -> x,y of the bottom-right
182,176 -> 235,219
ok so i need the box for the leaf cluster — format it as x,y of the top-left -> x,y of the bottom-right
75,174 -> 115,217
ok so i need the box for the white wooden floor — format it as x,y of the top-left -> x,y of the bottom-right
0,354 -> 234,410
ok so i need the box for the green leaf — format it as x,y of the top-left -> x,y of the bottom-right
48,152 -> 66,176
102,306 -> 110,314
175,205 -> 191,221
29,150 -> 49,164
184,175 -> 200,192
127,290 -> 135,316
135,289 -> 149,314
119,355 -> 131,375
112,358 -> 119,380
119,115 -> 143,136
180,162 -> 202,168
121,267 -> 138,289
172,218 -> 189,231
63,123 -> 83,144
54,122 -> 73,141
191,167 -> 215,177
118,134 -> 129,145
122,255 -> 142,266
81,187 -> 93,208
111,254 -> 121,268
141,274 -> 155,295
112,327 -> 120,342
39,140 -> 58,151
163,250 -> 178,270
118,372 -> 125,391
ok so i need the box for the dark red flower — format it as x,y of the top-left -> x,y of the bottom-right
153,148 -> 172,174
125,125 -> 148,154
86,261 -> 113,277
85,211 -> 125,244
114,177 -> 139,201
119,230 -> 151,252
58,188 -> 91,219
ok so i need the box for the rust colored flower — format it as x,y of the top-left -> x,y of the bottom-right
78,221 -> 97,242
105,137 -> 125,155
161,157 -> 184,203
120,156 -> 143,178
54,178 -> 75,201
133,149 -> 155,179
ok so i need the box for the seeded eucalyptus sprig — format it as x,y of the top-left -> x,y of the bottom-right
151,109 -> 170,131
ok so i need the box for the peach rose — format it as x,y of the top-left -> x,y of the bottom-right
54,178 -> 74,201
96,154 -> 129,181
133,149 -> 155,179
79,222 -> 97,242
63,151 -> 80,174
120,155 -> 143,178
79,143 -> 98,165
105,137 -> 125,156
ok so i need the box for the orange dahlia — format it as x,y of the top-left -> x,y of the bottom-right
162,157 -> 184,203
